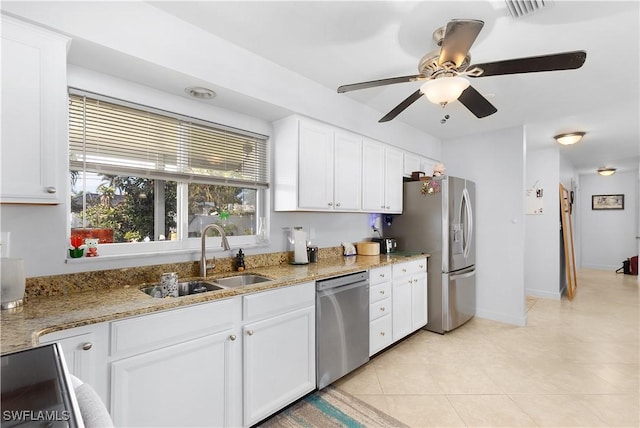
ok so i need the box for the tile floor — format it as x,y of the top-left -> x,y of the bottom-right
334,269 -> 639,427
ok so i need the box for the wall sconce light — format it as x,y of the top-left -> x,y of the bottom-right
554,132 -> 585,145
597,167 -> 616,176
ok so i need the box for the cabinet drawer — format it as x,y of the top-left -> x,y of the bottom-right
369,282 -> 391,303
393,258 -> 427,277
243,281 -> 314,322
110,298 -> 238,358
369,297 -> 391,321
369,265 -> 392,286
369,315 -> 392,356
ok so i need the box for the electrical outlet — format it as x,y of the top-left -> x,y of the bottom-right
0,232 -> 10,258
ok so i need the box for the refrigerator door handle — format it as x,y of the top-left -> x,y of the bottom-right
462,188 -> 473,259
450,268 -> 476,281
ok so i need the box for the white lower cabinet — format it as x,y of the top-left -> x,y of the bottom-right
108,297 -> 241,427
40,322 -> 110,405
391,258 -> 428,342
368,265 -> 393,356
111,329 -> 239,427
242,282 -> 316,427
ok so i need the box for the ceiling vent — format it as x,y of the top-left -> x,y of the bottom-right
505,0 -> 552,18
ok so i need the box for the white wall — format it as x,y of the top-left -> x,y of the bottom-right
443,126 -> 527,326
0,61 -> 423,277
525,147 -> 561,299
579,170 -> 639,270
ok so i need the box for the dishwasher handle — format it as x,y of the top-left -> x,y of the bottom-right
316,280 -> 369,298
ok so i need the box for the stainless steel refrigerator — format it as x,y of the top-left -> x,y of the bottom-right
385,177 -> 476,334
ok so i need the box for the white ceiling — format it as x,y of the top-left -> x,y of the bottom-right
5,1 -> 637,175
144,0 -> 639,175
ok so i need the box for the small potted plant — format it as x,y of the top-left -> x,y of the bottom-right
69,236 -> 84,258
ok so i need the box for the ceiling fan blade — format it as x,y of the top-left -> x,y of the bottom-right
438,19 -> 484,68
337,74 -> 423,93
379,90 -> 423,123
468,50 -> 587,77
457,85 -> 497,118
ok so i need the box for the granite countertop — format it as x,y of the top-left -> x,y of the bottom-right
1,253 -> 428,354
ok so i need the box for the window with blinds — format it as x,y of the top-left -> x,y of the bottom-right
68,89 -> 269,248
68,91 -> 268,187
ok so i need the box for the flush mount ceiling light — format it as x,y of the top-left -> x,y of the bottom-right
597,167 -> 616,176
420,76 -> 470,106
554,131 -> 585,145
185,86 -> 216,99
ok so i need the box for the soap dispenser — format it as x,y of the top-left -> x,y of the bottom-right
235,249 -> 246,272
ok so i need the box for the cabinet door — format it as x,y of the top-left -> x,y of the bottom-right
403,153 -> 423,177
392,277 -> 413,341
243,306 -> 315,426
110,329 -> 240,427
1,17 -> 68,204
298,121 -> 334,210
40,323 -> 109,405
362,140 -> 386,211
384,148 -> 404,213
333,131 -> 362,211
411,273 -> 428,330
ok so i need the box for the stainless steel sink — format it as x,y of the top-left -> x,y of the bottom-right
211,274 -> 272,288
141,281 -> 223,298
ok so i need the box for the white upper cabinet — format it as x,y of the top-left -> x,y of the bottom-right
274,116 -> 362,212
403,152 -> 439,178
1,16 -> 69,204
362,139 -> 403,213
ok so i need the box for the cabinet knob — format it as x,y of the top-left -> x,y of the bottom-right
381,205 -> 385,209
380,273 -> 385,278
402,268 -> 407,273
81,342 -> 92,351
380,307 -> 385,312
336,202 -> 341,207
386,206 -> 390,209
328,202 -> 333,206
46,187 -> 57,194
419,264 -> 424,269
229,334 -> 237,341
380,332 -> 385,336
379,290 -> 385,295
247,330 -> 254,336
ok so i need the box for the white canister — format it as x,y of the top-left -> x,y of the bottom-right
160,272 -> 178,298
1,258 -> 25,310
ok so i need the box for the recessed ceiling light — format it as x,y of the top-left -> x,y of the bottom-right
185,86 -> 216,99
554,132 -> 585,145
597,167 -> 616,176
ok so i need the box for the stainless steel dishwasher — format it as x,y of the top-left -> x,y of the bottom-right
316,270 -> 369,389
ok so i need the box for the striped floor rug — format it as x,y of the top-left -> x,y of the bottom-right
257,386 -> 408,428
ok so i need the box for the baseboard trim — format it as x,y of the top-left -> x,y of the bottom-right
525,288 -> 561,300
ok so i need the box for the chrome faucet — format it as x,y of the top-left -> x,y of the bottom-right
200,224 -> 231,277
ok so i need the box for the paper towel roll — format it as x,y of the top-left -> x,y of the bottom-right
1,258 -> 25,309
293,228 -> 308,264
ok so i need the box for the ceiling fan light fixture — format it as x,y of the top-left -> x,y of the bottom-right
420,76 -> 470,106
554,131 -> 585,145
597,167 -> 616,176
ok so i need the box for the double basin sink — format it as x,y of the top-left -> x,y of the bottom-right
141,274 -> 272,298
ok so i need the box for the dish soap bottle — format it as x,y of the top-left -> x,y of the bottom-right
235,249 -> 246,272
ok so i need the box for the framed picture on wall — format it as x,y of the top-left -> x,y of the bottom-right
592,194 -> 624,210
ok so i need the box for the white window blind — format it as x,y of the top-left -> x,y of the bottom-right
68,90 -> 269,188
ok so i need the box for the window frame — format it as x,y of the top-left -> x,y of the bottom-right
67,89 -> 270,260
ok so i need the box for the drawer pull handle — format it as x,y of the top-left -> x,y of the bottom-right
46,186 -> 57,194
380,274 -> 385,278
380,290 -> 385,295
247,330 -> 254,336
81,342 -> 92,351
380,332 -> 385,336
229,334 -> 237,341
402,268 -> 407,272
380,307 -> 385,311
328,202 -> 333,206
419,264 -> 424,269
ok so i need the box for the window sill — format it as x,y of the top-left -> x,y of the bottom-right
64,241 -> 270,265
